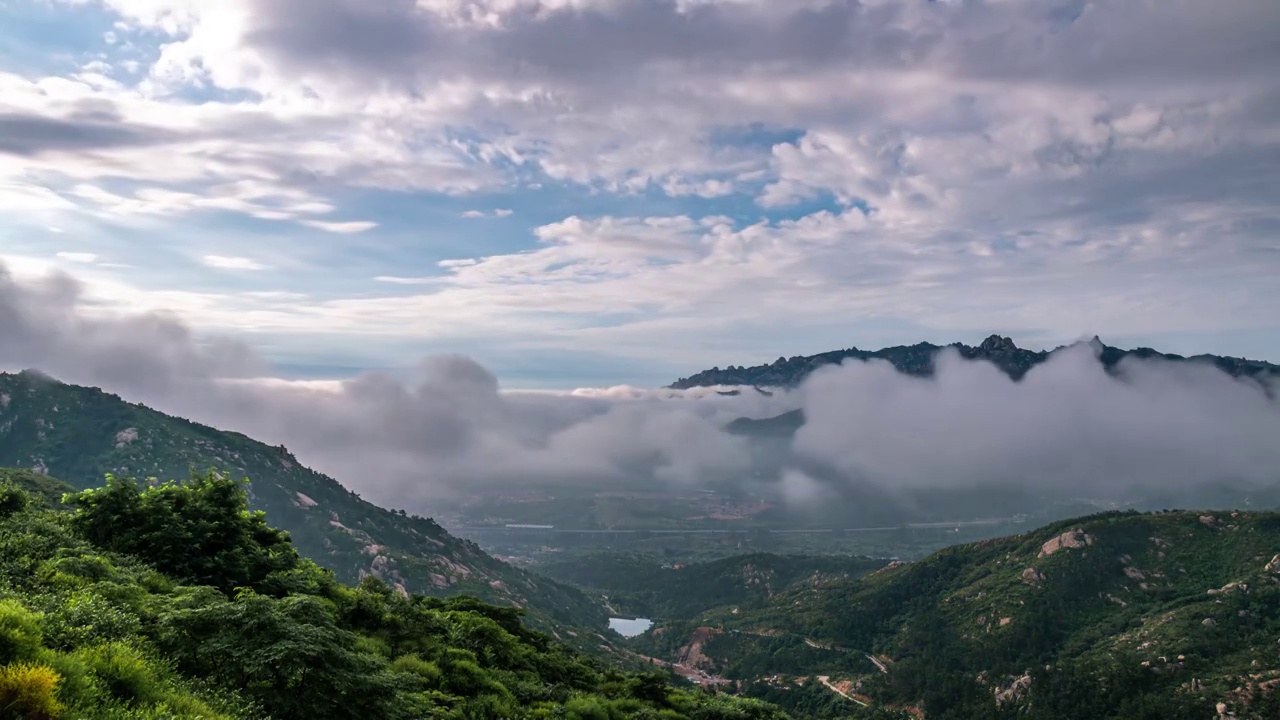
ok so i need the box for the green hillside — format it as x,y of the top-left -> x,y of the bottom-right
0,472 -> 790,719
540,552 -> 887,621
0,371 -> 604,634
634,511 -> 1280,719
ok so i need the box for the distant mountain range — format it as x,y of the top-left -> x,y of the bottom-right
0,370 -> 605,635
671,335 -> 1280,390
627,510 -> 1280,719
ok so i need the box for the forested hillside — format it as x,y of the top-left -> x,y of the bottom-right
0,371 -> 603,633
634,511 -> 1280,719
0,471 -> 791,719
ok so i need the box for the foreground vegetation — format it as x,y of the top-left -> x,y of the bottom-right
0,470 -> 789,719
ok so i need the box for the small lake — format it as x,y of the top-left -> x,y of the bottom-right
608,617 -> 653,637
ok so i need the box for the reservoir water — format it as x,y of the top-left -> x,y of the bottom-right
608,617 -> 653,637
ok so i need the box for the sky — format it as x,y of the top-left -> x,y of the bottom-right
2,0 -> 1279,388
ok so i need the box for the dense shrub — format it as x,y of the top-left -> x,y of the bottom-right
0,601 -> 42,666
0,485 -> 29,520
0,663 -> 62,720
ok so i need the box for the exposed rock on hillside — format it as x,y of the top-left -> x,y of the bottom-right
676,626 -> 723,670
995,673 -> 1033,707
1038,528 -> 1094,557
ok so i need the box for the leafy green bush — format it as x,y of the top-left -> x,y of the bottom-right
391,653 -> 442,687
564,694 -> 617,720
38,592 -> 141,650
38,653 -> 97,714
72,642 -> 165,706
0,485 -> 29,520
0,662 -> 63,720
65,472 -> 301,595
0,602 -> 42,666
39,554 -> 116,586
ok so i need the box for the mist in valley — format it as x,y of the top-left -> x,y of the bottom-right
3,262 -> 1279,525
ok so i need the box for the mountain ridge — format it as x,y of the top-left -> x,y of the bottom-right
671,335 -> 1280,390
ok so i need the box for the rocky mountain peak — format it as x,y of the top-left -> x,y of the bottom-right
979,334 -> 1018,354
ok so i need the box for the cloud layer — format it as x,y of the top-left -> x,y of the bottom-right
797,346 -> 1280,496
3,263 -> 1278,518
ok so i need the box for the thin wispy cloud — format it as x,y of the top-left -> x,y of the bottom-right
300,219 -> 379,234
373,276 -> 440,285
201,255 -> 268,271
462,209 -> 514,219
55,252 -> 99,264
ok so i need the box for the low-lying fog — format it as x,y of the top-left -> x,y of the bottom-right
4,264 -> 1279,519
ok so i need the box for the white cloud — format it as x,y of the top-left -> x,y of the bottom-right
25,0 -> 1269,210
55,252 -> 100,264
300,219 -> 379,234
795,345 -> 1280,495
201,254 -> 267,271
372,275 -> 440,285
462,208 -> 514,219
0,0 -> 1273,372
241,290 -> 308,300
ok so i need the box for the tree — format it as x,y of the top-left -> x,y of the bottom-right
65,471 -> 301,594
0,483 -> 29,519
157,590 -> 408,720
